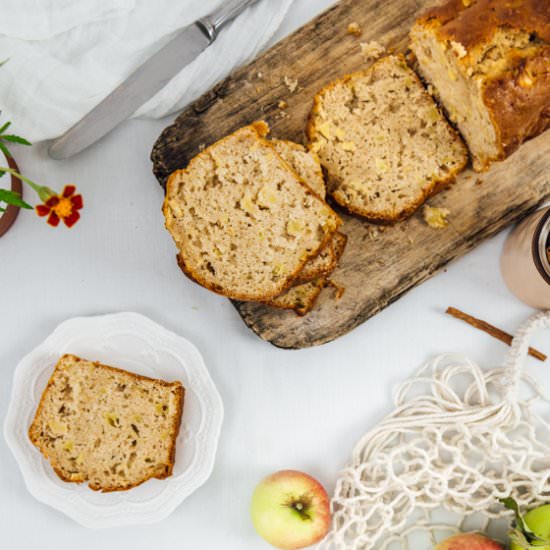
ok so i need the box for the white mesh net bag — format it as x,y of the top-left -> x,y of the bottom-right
321,311 -> 550,549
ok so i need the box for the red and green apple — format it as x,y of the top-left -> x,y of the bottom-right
250,470 -> 331,549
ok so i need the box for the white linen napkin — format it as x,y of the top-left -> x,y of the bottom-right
0,0 -> 295,142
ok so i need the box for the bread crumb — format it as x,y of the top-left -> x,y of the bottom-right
198,143 -> 206,152
360,41 -> 385,61
450,40 -> 467,58
327,280 -> 346,300
475,178 -> 483,186
347,22 -> 362,37
283,76 -> 299,93
423,205 -> 450,229
278,100 -> 288,109
257,71 -> 263,79
408,236 -> 415,245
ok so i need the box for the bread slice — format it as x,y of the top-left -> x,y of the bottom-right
173,141 -> 335,288
272,139 -> 326,199
163,121 -> 341,301
410,0 -> 550,171
294,237 -> 337,284
272,138 -> 336,284
267,232 -> 348,315
28,354 -> 184,493
266,278 -> 326,316
307,55 -> 468,222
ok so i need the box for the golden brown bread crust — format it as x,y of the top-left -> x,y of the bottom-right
28,354 -> 185,493
484,47 -> 550,156
417,0 -> 550,48
416,0 -> 550,167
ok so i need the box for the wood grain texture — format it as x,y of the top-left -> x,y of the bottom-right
151,0 -> 550,349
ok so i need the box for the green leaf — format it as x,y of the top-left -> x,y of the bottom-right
501,498 -> 550,546
0,188 -> 32,209
0,134 -> 31,146
0,141 -> 12,158
0,205 -> 5,213
0,121 -> 11,134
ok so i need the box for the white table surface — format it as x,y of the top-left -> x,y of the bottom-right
1,1 -> 548,548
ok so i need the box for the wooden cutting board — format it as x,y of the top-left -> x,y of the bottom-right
151,0 -> 550,349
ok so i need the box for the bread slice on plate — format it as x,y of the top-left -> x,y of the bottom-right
163,121 -> 341,301
308,54 -> 468,222
28,354 -> 184,493
267,232 -> 348,315
410,0 -> 550,172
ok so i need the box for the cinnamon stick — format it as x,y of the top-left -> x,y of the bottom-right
446,307 -> 547,362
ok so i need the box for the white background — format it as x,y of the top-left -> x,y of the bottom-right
1,1 -> 548,548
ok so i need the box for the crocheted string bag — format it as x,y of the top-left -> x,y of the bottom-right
321,311 -> 550,549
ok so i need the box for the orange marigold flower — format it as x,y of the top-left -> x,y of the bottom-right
35,185 -> 83,228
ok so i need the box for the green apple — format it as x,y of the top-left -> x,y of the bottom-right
510,505 -> 550,550
435,533 -> 503,549
250,470 -> 331,549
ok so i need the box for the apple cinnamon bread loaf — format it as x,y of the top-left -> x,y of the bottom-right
410,0 -> 550,171
163,122 -> 341,301
29,354 -> 184,492
307,55 -> 468,222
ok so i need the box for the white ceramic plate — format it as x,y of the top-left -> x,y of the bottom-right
4,312 -> 223,528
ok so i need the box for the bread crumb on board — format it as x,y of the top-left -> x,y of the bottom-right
347,22 -> 362,37
360,41 -> 386,61
327,279 -> 346,300
278,100 -> 288,110
423,205 -> 451,229
283,76 -> 299,93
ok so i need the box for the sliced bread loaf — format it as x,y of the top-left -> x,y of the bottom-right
410,0 -> 550,171
307,55 -> 468,222
164,122 -> 341,301
29,354 -> 184,492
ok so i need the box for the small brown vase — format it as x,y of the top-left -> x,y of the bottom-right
0,153 -> 23,237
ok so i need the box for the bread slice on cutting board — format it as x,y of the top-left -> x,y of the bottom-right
308,54 -> 468,222
163,121 -> 341,302
28,354 -> 184,492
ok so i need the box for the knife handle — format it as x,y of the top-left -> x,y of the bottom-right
199,0 -> 261,40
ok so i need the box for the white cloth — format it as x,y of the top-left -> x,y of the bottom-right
0,0 -> 294,142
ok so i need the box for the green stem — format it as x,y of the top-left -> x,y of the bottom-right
0,166 -> 55,202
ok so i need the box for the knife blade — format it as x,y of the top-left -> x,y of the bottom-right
49,0 -> 261,160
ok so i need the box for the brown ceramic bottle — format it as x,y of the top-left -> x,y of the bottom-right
501,207 -> 550,309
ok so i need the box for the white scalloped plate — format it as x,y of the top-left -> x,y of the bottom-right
3,312 -> 224,528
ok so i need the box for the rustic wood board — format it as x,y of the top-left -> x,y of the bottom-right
151,0 -> 550,349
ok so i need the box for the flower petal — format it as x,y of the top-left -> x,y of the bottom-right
47,211 -> 60,227
45,196 -> 60,208
63,185 -> 76,198
35,205 -> 51,217
63,210 -> 80,228
70,194 -> 83,210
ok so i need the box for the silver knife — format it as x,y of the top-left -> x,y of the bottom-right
49,0 -> 261,160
